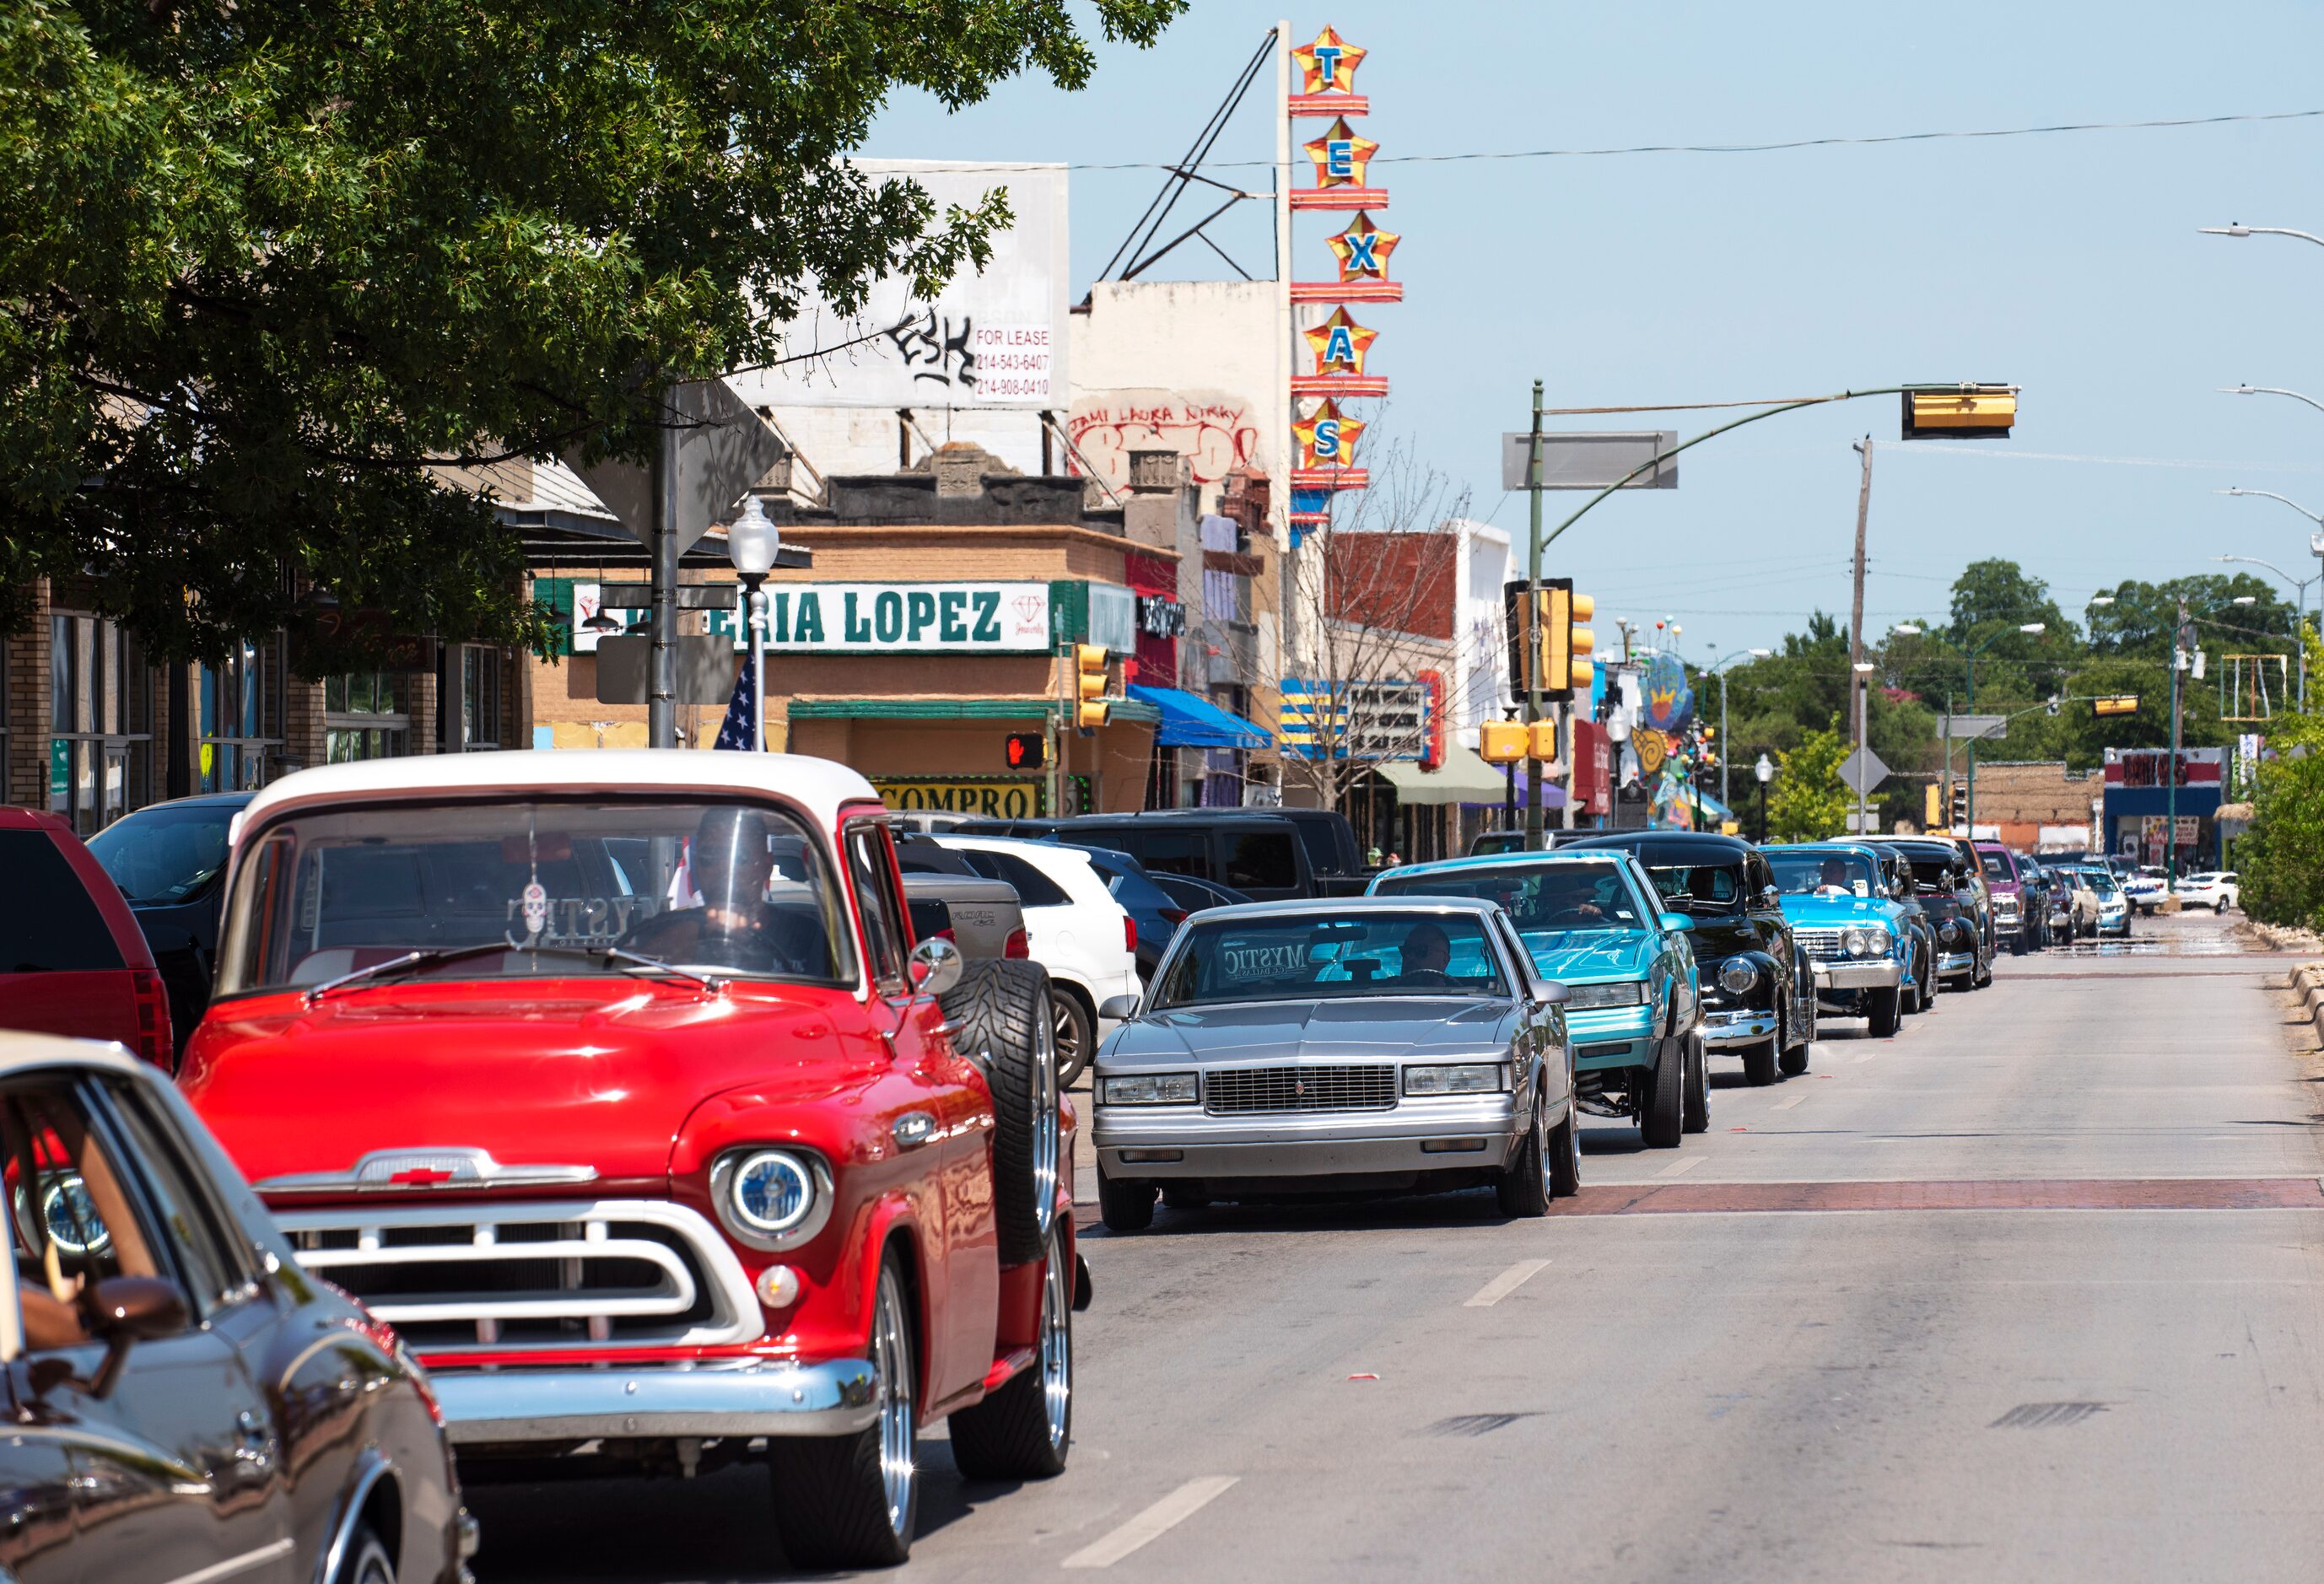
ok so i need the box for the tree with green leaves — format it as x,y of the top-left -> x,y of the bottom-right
1766,725 -> 1851,843
2236,630 -> 2324,929
3,0 -> 1183,660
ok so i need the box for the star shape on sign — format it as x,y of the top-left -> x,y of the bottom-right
1303,307 -> 1379,375
1327,213 -> 1400,281
1291,25 -> 1367,94
1292,399 -> 1367,470
1303,117 -> 1379,188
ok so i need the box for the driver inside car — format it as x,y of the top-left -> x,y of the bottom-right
1399,922 -> 1453,985
623,809 -> 825,975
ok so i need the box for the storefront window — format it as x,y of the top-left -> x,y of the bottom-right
439,645 -> 501,752
200,639 -> 282,794
49,612 -> 151,834
324,670 -> 411,762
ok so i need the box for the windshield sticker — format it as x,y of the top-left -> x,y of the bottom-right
1221,942 -> 1308,978
521,881 -> 549,935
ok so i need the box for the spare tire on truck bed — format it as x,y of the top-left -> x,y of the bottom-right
938,958 -> 1062,1266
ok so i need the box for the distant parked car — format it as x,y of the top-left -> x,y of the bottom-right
1070,845 -> 1189,982
2122,866 -> 2169,915
0,809 -> 174,1068
84,791 -> 252,1053
2175,871 -> 2240,911
2073,865 -> 2133,937
1148,870 -> 1254,916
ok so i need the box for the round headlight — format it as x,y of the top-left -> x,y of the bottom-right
1844,928 -> 1869,957
1716,957 -> 1759,995
728,1150 -> 816,1236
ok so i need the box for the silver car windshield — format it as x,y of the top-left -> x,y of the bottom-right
1372,860 -> 1643,931
215,800 -> 858,996
1150,913 -> 1508,1009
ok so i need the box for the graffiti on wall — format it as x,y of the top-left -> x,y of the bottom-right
1066,391 -> 1264,494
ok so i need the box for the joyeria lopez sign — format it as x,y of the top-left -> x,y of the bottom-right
574,582 -> 1054,654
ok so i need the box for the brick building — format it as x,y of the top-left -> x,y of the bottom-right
1960,760 -> 2104,851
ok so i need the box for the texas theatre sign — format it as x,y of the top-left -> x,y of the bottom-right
574,581 -> 1054,654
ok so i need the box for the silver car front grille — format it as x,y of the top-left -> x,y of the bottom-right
1792,927 -> 1849,961
275,1199 -> 762,1354
1204,1064 -> 1398,1116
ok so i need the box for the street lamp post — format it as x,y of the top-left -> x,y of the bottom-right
2213,552 -> 2317,709
1754,753 -> 1774,843
725,497 -> 781,752
1963,622 -> 2047,838
2218,487 -> 2324,709
1700,647 -> 1772,812
1851,660 -> 1876,835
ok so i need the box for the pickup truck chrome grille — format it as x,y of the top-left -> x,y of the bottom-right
274,1199 -> 761,1353
1204,1064 -> 1397,1116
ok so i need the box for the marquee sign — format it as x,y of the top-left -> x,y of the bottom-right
1287,24 -> 1399,527
573,581 -> 1054,655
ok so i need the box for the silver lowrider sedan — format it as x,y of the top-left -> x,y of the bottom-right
1089,897 -> 1576,1230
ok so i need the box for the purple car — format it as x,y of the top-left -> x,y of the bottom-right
1974,841 -> 2034,954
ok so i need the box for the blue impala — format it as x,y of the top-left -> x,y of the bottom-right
1763,843 -> 1927,1038
1370,851 -> 1707,1145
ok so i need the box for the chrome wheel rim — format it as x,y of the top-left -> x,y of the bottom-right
1039,1239 -> 1072,1452
1534,1092 -> 1553,1199
872,1271 -> 915,1537
1051,998 -> 1082,1075
1032,995 -> 1060,1240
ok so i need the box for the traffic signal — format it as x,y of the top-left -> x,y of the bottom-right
2093,694 -> 2140,717
1479,721 -> 1527,764
1568,588 -> 1597,697
1949,783 -> 1968,828
1005,732 -> 1046,770
1529,719 -> 1559,762
1074,644 -> 1111,732
1901,384 -> 2016,439
1537,579 -> 1592,701
1923,783 -> 1942,828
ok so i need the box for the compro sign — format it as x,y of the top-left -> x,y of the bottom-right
573,582 -> 1054,655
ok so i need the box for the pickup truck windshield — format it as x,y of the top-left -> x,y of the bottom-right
1151,913 -> 1507,1007
216,800 -> 857,995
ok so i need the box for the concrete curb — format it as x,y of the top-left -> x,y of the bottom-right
2290,962 -> 2324,1039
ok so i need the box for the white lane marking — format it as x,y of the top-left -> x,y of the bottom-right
1464,1258 -> 1555,1308
1063,1477 -> 1240,1569
1850,1049 -> 1878,1063
1654,1155 -> 1707,1178
1771,1091 -> 1810,1111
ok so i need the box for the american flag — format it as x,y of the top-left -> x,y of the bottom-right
714,654 -> 757,752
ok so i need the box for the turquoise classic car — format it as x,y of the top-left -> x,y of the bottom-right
1763,843 -> 1928,1038
1370,851 -> 1707,1145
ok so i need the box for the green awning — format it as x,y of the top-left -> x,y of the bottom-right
1375,741 -> 1512,805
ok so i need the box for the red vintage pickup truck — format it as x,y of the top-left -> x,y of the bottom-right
179,750 -> 1081,1569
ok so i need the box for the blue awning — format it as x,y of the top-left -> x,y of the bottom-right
1129,684 -> 1271,750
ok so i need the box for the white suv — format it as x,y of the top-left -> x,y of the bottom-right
936,835 -> 1140,1085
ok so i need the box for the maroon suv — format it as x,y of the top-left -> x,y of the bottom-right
0,808 -> 172,1065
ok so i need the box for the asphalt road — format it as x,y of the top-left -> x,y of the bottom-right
469,907 -> 2324,1582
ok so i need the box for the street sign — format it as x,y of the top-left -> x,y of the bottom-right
1940,713 -> 2008,741
1845,809 -> 1881,833
566,378 -> 786,557
1837,746 -> 1890,796
1501,432 -> 1679,491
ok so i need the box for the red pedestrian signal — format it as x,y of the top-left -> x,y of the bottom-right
1005,732 -> 1046,769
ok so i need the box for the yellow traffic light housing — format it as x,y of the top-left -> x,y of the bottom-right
1568,590 -> 1596,694
1901,384 -> 2016,439
1529,719 -> 1560,761
2092,694 -> 2140,717
1479,721 -> 1527,764
1074,644 -> 1111,732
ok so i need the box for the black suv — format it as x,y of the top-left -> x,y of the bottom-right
954,811 -> 1321,902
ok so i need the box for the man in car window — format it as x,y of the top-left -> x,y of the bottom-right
1400,921 -> 1453,984
1817,857 -> 1852,896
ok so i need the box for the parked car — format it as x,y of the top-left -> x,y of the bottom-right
1148,870 -> 1254,916
1070,845 -> 1190,981
1864,843 -> 1940,1014
2048,865 -> 2100,938
1562,831 -> 1817,1084
2122,865 -> 2170,915
0,1032 -> 474,1584
1043,812 -> 1319,902
1091,897 -> 1576,1229
931,834 -> 1144,1085
1765,844 -> 1926,1037
1975,842 -> 2037,952
903,871 -> 1030,961
1205,806 -> 1372,897
1865,836 -> 1992,988
84,792 -> 254,1053
1468,827 -> 1598,857
0,808 -> 174,1068
179,751 -> 1085,1569
2073,864 -> 2133,937
1370,852 -> 1707,1144
2018,862 -> 2057,950
2175,870 -> 2241,911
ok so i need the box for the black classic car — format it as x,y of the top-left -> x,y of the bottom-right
1562,832 -> 1817,1084
84,792 -> 255,1058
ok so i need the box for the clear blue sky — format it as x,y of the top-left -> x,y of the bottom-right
863,2 -> 2324,660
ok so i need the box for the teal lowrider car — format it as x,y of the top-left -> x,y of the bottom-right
1371,851 -> 1707,1145
1764,843 -> 1928,1038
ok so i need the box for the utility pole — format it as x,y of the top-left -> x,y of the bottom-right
1523,380 -> 1546,851
1848,437 -> 1874,835
2168,595 -> 2187,881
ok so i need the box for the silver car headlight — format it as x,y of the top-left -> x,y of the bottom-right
1099,1073 -> 1199,1106
709,1148 -> 834,1252
1716,957 -> 1760,995
1403,1063 -> 1508,1096
1565,981 -> 1647,1011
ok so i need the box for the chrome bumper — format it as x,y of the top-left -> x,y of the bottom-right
431,1358 -> 878,1445
1936,950 -> 1976,976
1700,1009 -> 1777,1050
1810,959 -> 1901,991
1093,1092 -> 1524,1180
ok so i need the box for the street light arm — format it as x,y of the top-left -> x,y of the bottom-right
2220,385 -> 2324,416
2220,487 -> 2324,525
1539,385 -> 1923,555
2201,224 -> 2324,249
